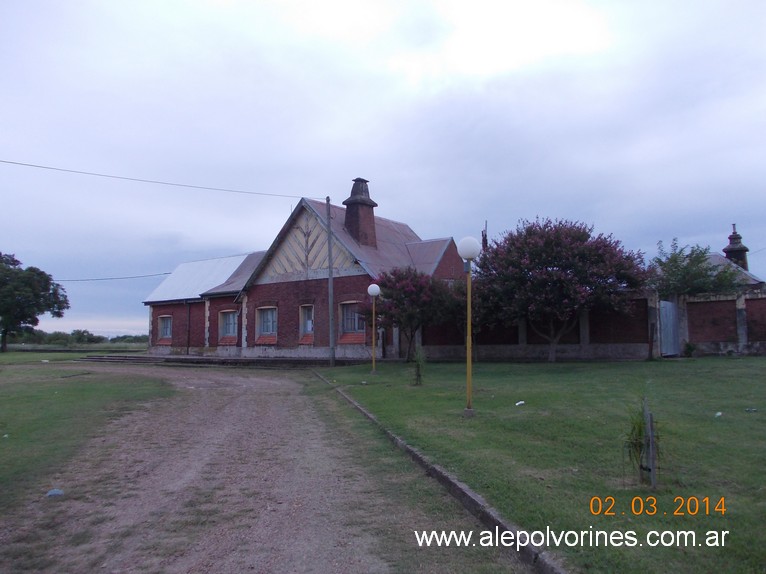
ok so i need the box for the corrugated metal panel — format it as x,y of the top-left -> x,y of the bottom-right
203,251 -> 266,296
708,253 -> 763,285
143,254 -> 249,303
660,300 -> 680,356
406,239 -> 451,275
149,197 -> 458,304
302,198 -> 447,278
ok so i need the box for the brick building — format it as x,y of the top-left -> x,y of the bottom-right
671,226 -> 766,356
421,225 -> 765,360
146,187 -> 765,361
144,178 -> 464,360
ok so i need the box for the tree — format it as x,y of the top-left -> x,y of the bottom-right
110,334 -> 149,344
0,253 -> 70,352
374,267 -> 455,361
71,329 -> 107,344
474,218 -> 648,362
649,239 -> 741,299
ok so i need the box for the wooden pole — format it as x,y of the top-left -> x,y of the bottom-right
326,197 -> 335,367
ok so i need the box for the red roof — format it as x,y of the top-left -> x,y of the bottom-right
302,198 -> 454,279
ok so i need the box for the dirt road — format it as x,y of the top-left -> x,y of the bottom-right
0,364 -> 527,573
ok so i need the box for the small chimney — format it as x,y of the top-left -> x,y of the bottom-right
342,178 -> 378,248
723,224 -> 749,270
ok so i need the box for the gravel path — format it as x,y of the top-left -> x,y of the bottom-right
0,364 -> 527,573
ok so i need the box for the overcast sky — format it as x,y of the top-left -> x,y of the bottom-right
2,0 -> 765,336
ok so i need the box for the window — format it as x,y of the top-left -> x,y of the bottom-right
299,305 -> 314,344
258,307 -> 277,335
300,305 -> 314,335
220,311 -> 237,339
159,316 -> 172,339
341,302 -> 365,333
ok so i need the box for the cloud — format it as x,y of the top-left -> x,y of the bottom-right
2,0 -> 765,335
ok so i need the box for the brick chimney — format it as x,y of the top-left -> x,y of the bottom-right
723,224 -> 749,270
342,178 -> 378,248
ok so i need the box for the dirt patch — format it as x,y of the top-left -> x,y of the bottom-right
0,364 -> 528,573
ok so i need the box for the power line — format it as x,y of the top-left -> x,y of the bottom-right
57,272 -> 171,282
0,159 -> 319,200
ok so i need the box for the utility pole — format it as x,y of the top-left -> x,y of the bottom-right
326,197 -> 336,367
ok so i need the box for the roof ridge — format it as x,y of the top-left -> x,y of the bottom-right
178,252 -> 258,265
303,196 -> 417,229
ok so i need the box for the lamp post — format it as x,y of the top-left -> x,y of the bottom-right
367,283 -> 381,373
457,236 -> 481,417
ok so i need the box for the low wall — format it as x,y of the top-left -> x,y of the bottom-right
680,289 -> 766,356
150,343 -> 378,361
424,343 -> 652,362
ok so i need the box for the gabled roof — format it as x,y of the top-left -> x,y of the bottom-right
202,251 -> 266,296
146,196 -> 458,305
406,238 -> 453,275
144,254 -> 255,304
239,198 -> 455,291
708,253 -> 764,286
301,198 -> 452,278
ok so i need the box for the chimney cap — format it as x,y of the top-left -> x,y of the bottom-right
723,223 -> 749,270
723,223 -> 748,253
342,177 -> 378,208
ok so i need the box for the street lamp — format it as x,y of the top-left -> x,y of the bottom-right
457,236 -> 481,417
367,283 -> 381,373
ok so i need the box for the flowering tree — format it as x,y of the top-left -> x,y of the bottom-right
474,219 -> 648,362
374,267 -> 455,361
0,253 -> 69,352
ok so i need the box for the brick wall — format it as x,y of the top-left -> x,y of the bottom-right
590,299 -> 649,344
432,241 -> 464,281
207,296 -> 240,347
425,295 -> 656,360
149,301 -> 205,349
746,298 -> 766,342
245,274 -> 374,348
422,322 -> 464,345
687,300 -> 737,343
527,319 -> 581,344
475,324 -> 519,345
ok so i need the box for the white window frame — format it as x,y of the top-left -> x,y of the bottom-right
219,310 -> 237,339
257,307 -> 278,336
300,305 -> 314,336
159,315 -> 172,339
341,302 -> 365,333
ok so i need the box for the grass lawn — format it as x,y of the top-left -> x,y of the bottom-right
0,351 -> 96,364
320,357 -> 766,574
0,354 -> 174,510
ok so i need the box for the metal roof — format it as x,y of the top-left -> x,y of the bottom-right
146,197 -> 458,305
143,254 -> 251,304
302,198 -> 453,279
708,253 -> 764,286
406,238 -> 452,275
203,251 -> 266,296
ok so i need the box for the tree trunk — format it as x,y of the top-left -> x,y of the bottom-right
404,327 -> 416,361
528,316 -> 579,363
0,328 -> 8,353
547,322 -> 563,363
547,341 -> 557,362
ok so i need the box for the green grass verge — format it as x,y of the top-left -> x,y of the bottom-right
0,358 -> 174,510
296,370 -> 525,573
0,351 -> 97,364
319,357 -> 766,574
